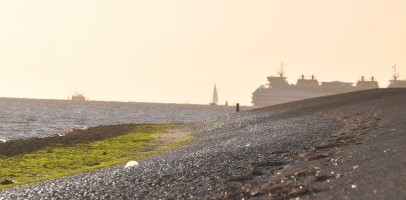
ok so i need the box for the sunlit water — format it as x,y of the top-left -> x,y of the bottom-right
0,98 -> 242,140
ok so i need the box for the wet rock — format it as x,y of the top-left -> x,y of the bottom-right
1,179 -> 16,185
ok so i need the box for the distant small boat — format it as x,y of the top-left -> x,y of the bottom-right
210,84 -> 218,106
69,90 -> 87,102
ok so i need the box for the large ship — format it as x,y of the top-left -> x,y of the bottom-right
252,63 -> 381,107
388,65 -> 406,88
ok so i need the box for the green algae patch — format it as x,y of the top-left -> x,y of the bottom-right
0,124 -> 191,189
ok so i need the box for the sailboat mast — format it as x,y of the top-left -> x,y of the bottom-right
393,64 -> 399,81
212,84 -> 218,103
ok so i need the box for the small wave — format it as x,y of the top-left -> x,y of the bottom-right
78,125 -> 89,130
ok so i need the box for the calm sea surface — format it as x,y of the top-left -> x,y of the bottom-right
0,98 -> 241,140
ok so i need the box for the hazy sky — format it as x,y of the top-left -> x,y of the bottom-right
0,0 -> 405,105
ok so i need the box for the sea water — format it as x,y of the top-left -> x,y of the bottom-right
0,98 -> 239,140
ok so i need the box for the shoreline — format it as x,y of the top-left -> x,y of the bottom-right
0,124 -> 142,156
1,89 -> 405,199
0,99 -> 243,141
0,123 -> 192,189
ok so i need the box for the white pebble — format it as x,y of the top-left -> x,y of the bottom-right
0,139 -> 6,143
351,184 -> 357,189
124,161 -> 139,169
